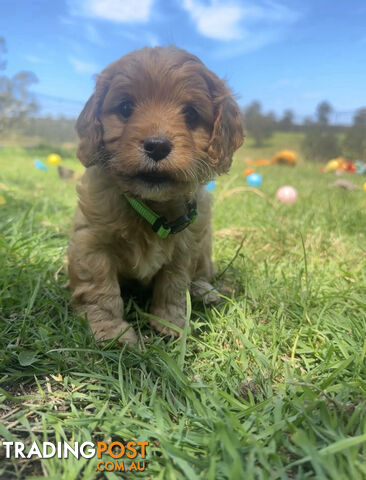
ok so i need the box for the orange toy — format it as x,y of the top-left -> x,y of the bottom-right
335,157 -> 346,171
243,168 -> 254,177
253,158 -> 271,166
272,149 -> 297,165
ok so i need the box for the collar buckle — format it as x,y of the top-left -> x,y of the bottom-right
124,194 -> 198,239
151,201 -> 198,238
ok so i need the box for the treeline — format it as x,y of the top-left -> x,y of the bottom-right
21,116 -> 77,144
5,102 -> 366,162
243,101 -> 366,161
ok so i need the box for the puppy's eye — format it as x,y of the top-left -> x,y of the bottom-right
120,100 -> 135,119
183,105 -> 199,129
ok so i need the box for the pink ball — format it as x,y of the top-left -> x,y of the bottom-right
276,185 -> 298,204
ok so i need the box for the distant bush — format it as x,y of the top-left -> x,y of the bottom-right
343,108 -> 366,160
277,110 -> 295,131
302,129 -> 341,162
21,116 -> 77,145
243,101 -> 276,147
301,101 -> 342,162
25,143 -> 77,159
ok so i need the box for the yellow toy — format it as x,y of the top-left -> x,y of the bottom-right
324,159 -> 341,172
323,157 -> 349,173
47,153 -> 62,165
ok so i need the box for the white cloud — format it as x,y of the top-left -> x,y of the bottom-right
69,0 -> 154,23
183,0 -> 244,41
182,0 -> 300,47
69,57 -> 99,74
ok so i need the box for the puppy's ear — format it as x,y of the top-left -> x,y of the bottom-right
208,96 -> 243,174
205,73 -> 244,174
75,94 -> 104,167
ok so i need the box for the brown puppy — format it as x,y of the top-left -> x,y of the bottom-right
68,46 -> 243,344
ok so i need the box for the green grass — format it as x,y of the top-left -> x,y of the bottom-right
1,135 -> 366,479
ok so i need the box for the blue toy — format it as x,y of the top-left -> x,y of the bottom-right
34,159 -> 48,171
205,180 -> 216,191
246,173 -> 262,187
356,161 -> 366,175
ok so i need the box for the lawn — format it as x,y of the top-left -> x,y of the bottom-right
1,135 -> 366,479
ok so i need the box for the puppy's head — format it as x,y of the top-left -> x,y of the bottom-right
76,46 -> 243,201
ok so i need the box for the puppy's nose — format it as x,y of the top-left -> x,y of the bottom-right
143,136 -> 172,162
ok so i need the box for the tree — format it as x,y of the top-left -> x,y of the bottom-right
21,115 -> 77,144
316,101 -> 333,126
243,101 -> 275,147
353,108 -> 366,126
302,130 -> 340,161
278,109 -> 294,131
0,38 -> 38,133
343,108 -> 366,160
302,101 -> 340,161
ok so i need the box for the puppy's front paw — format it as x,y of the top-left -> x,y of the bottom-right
190,280 -> 221,304
149,305 -> 186,337
94,320 -> 138,345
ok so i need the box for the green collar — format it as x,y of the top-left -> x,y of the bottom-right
124,195 -> 198,239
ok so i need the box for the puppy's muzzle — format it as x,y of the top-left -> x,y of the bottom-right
143,136 -> 172,162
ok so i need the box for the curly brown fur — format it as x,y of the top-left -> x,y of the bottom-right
68,46 -> 243,344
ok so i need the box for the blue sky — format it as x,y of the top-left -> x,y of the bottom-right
1,0 -> 365,121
